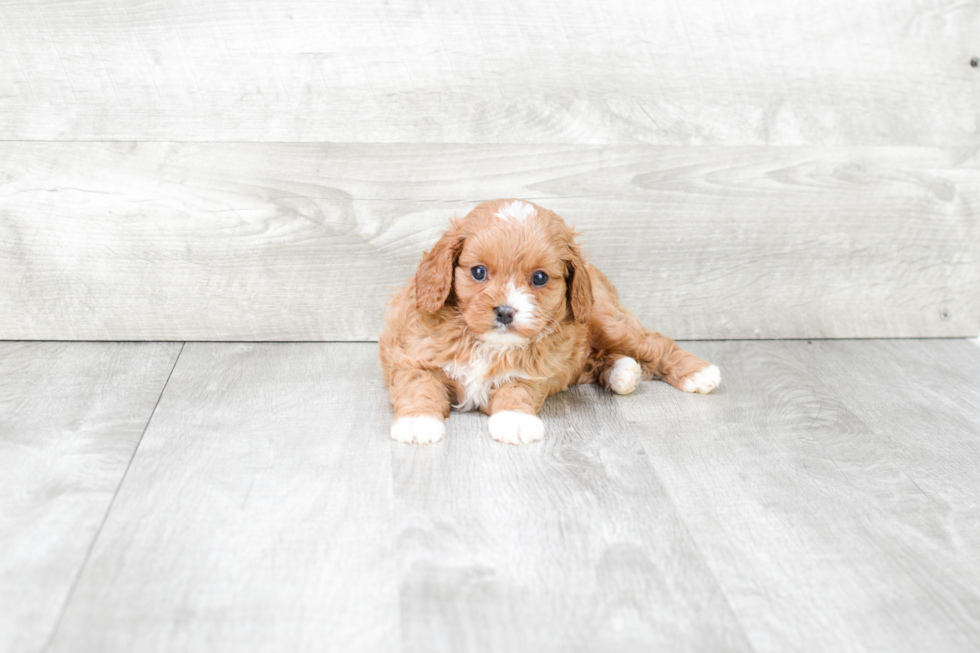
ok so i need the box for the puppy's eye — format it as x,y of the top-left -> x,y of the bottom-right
531,270 -> 549,287
471,266 -> 487,282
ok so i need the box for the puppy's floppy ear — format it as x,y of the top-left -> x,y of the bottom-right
415,220 -> 465,313
565,244 -> 593,324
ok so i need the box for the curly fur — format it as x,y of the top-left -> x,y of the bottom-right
379,199 -> 719,444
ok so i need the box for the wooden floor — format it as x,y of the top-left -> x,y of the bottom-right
2,339 -> 979,653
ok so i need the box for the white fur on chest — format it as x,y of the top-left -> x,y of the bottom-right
442,351 -> 528,412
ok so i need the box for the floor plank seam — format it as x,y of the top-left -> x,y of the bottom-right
630,425 -> 760,653
786,342 -> 966,507
39,342 -> 186,653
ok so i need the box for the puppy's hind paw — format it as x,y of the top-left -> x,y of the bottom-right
680,364 -> 721,394
488,411 -> 544,445
391,415 -> 445,445
607,356 -> 643,395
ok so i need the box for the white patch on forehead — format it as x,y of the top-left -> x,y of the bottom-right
442,344 -> 530,412
494,200 -> 536,222
506,281 -> 536,327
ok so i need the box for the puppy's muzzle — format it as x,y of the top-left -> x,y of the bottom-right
494,305 -> 517,326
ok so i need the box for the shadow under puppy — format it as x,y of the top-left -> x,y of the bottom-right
380,199 -> 720,445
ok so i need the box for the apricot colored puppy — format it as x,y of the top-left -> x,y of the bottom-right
380,199 -> 720,445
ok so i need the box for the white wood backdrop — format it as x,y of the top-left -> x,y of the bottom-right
0,0 -> 978,340
1,0 -> 977,145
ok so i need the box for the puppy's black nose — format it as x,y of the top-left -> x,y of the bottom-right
494,305 -> 517,325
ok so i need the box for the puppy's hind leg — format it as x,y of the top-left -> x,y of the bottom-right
635,332 -> 720,394
598,355 -> 644,395
388,367 -> 451,444
588,300 -> 719,394
587,267 -> 719,394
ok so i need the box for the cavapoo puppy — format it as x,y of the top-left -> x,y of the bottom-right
379,199 -> 720,445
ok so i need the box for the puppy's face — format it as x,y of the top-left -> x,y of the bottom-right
454,220 -> 569,346
415,200 -> 593,346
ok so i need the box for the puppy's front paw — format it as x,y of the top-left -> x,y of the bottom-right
391,415 -> 445,444
487,411 -> 544,445
680,364 -> 721,394
608,356 -> 643,395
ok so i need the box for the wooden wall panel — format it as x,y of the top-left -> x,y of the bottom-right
1,142 -> 976,340
1,0 -> 977,340
0,0 -> 976,145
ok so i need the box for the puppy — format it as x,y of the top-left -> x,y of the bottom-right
379,199 -> 720,445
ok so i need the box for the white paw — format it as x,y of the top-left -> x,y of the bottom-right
487,411 -> 544,445
391,415 -> 445,444
680,364 -> 721,394
608,357 -> 642,395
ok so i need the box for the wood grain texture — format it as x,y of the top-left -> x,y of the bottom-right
6,340 -> 980,650
46,343 -> 400,653
1,142 -> 977,341
0,342 -> 181,653
791,339 -> 980,626
619,340 -> 980,652
0,0 -> 976,145
392,384 -> 752,653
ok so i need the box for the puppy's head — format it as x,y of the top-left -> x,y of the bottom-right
416,199 -> 593,346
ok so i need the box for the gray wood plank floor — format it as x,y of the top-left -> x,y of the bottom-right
47,344 -> 401,653
0,342 -> 181,653
2,339 -> 980,652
